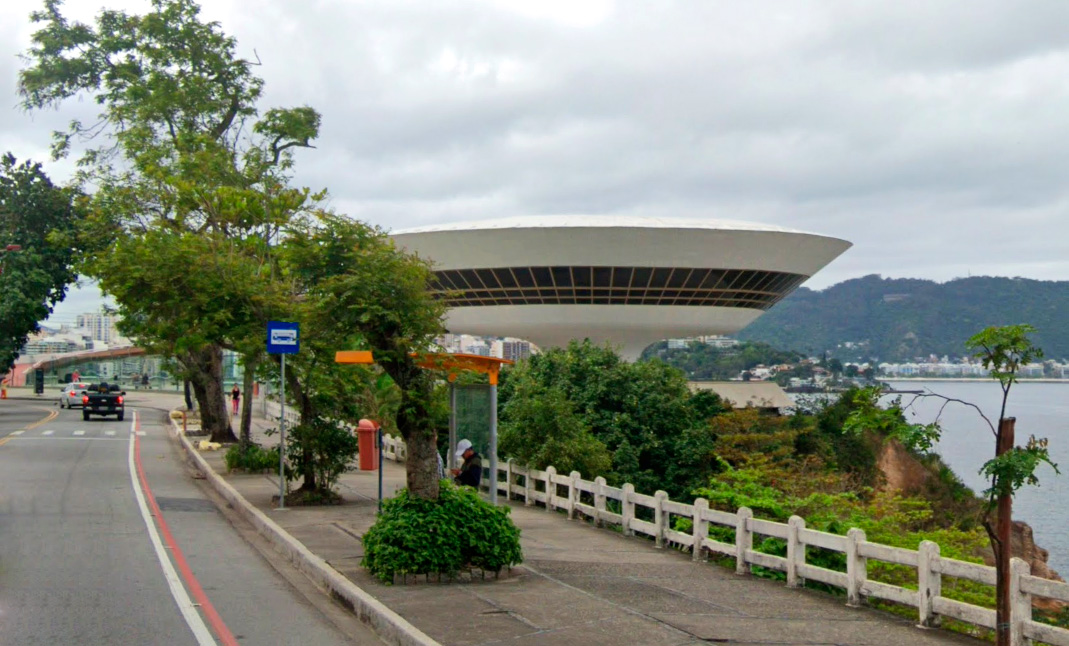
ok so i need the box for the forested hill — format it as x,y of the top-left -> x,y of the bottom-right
736,275 -> 1069,361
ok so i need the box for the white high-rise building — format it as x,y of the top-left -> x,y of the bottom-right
76,313 -> 120,344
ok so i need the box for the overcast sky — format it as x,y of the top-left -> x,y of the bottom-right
4,0 -> 1069,325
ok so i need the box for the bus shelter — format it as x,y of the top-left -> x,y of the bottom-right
335,351 -> 513,504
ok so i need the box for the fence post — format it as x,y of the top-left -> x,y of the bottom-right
917,540 -> 941,628
1010,557 -> 1031,646
654,491 -> 668,548
621,483 -> 635,536
568,471 -> 581,520
846,528 -> 867,608
545,466 -> 556,512
787,516 -> 805,588
523,465 -> 533,506
505,458 -> 514,502
692,498 -> 709,562
594,476 -> 607,527
735,507 -> 753,575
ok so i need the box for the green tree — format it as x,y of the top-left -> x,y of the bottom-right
282,213 -> 447,500
845,324 -> 1057,646
0,154 -> 80,371
499,340 -> 727,499
499,384 -> 612,478
19,0 -> 321,442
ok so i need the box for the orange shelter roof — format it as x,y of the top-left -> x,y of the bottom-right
335,351 -> 513,384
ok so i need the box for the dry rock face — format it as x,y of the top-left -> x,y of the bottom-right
876,440 -> 1066,610
876,439 -> 930,492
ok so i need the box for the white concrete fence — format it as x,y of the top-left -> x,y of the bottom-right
376,432 -> 1069,646
257,402 -> 1069,646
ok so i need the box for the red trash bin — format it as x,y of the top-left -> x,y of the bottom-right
357,419 -> 380,471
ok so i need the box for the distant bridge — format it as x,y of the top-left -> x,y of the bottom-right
3,346 -> 148,386
30,346 -> 147,371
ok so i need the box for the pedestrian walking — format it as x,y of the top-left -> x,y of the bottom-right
230,384 -> 241,415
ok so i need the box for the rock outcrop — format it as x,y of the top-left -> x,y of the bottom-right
876,440 -> 1065,610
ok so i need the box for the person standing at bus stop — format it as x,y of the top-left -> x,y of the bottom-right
451,439 -> 482,488
230,384 -> 240,415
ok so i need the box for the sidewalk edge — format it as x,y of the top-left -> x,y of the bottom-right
168,416 -> 440,646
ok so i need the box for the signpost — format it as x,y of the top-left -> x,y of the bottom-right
267,321 -> 299,509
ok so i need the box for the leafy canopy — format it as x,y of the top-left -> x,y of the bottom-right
0,154 -> 80,370
498,340 -> 728,499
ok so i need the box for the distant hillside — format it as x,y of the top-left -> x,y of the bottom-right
736,275 -> 1069,361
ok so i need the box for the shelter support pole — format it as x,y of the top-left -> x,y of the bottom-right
448,379 -> 457,470
489,367 -> 499,506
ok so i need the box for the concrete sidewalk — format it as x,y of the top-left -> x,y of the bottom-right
169,399 -> 985,646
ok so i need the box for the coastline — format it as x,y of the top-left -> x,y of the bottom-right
886,377 -> 1069,383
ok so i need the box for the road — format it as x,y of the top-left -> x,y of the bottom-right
0,396 -> 377,646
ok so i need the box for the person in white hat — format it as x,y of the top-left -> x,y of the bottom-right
451,439 -> 482,488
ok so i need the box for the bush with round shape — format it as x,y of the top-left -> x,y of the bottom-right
361,482 -> 523,583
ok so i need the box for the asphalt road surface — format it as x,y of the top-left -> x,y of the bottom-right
0,397 -> 376,645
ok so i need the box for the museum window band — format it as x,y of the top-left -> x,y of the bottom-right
431,266 -> 807,309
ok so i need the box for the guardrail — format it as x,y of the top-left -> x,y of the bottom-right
263,400 -> 301,428
376,432 -> 1069,646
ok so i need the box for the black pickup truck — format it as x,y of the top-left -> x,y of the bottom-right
82,384 -> 125,421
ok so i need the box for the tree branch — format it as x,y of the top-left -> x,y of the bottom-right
901,389 -> 997,437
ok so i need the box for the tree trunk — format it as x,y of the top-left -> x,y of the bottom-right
185,345 -> 237,443
295,389 -> 317,493
239,356 -> 256,446
395,364 -> 440,500
994,417 -> 1016,646
183,379 -> 194,411
405,425 -> 440,500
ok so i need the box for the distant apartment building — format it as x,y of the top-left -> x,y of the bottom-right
77,313 -> 120,344
22,335 -> 84,356
502,339 -> 532,362
877,360 -> 1060,378
667,335 -> 739,350
701,335 -> 739,349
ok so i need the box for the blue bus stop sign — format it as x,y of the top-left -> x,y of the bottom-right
267,321 -> 300,354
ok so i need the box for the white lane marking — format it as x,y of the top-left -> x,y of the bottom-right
73,430 -> 85,436
11,430 -> 23,436
105,430 -> 116,436
136,431 -> 146,436
127,411 -> 217,646
41,430 -> 54,436
17,437 -> 125,442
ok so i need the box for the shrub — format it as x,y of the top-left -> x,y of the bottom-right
283,417 -> 360,495
224,442 -> 280,473
361,482 -> 523,583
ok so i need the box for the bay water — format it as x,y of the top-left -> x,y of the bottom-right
885,380 -> 1069,576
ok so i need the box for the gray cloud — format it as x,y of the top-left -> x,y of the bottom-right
3,0 -> 1069,319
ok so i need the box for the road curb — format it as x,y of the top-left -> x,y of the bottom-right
167,415 -> 441,646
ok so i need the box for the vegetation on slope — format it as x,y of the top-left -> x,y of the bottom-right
738,275 -> 1069,361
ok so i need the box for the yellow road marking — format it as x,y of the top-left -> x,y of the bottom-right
1,409 -> 59,447
26,409 -> 59,430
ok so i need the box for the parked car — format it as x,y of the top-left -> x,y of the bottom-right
59,382 -> 90,409
82,383 -> 125,421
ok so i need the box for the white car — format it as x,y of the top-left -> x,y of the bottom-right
59,383 -> 90,409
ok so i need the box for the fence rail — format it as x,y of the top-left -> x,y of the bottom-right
369,433 -> 1066,646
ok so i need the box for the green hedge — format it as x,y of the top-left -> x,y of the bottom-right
361,482 -> 523,583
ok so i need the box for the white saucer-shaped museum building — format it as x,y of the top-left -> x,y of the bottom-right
391,216 -> 851,359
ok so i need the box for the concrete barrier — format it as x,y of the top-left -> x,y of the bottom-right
167,415 -> 440,646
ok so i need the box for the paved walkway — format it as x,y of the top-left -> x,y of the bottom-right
125,390 -> 984,646
223,484 -> 985,645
